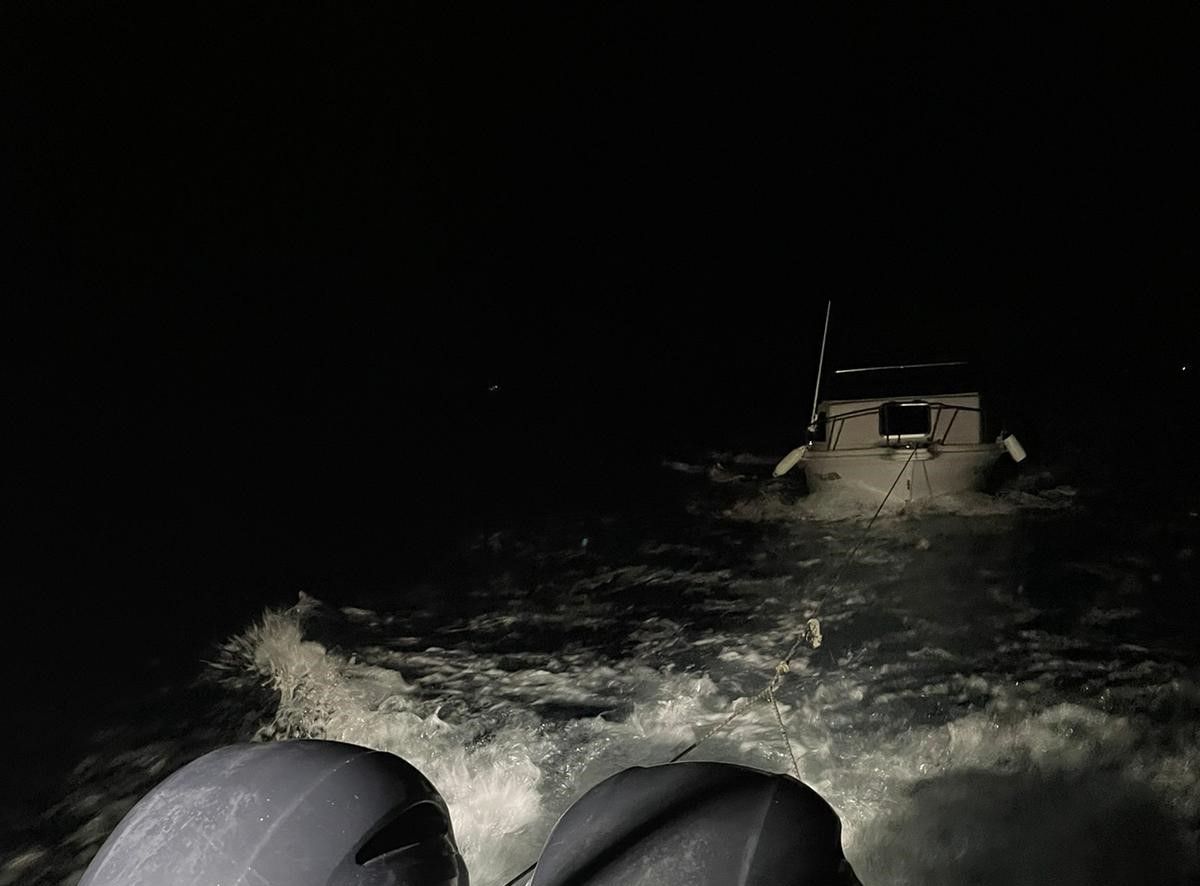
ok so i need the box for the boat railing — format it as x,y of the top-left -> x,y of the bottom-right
810,400 -> 984,451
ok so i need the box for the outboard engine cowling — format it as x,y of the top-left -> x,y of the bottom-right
79,740 -> 468,886
530,762 -> 859,886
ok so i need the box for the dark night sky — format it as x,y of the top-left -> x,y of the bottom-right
5,5 -> 1197,602
8,6 -> 1195,363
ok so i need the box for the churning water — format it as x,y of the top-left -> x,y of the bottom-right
3,457 -> 1198,885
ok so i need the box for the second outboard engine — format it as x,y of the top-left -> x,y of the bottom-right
530,761 -> 860,886
78,740 -> 467,886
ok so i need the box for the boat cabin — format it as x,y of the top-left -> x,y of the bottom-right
809,362 -> 989,451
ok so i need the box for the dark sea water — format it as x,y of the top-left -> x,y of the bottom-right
5,361 -> 1199,885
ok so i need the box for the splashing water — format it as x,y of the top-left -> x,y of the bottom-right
4,465 -> 1198,885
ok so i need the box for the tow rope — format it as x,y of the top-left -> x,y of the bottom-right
500,447 -> 918,886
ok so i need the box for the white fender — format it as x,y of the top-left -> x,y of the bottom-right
1003,434 -> 1027,463
773,445 -> 808,477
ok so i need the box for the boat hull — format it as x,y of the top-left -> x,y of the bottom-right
803,443 -> 1003,502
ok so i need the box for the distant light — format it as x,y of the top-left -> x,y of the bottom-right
1182,364 -> 1190,373
488,383 -> 501,392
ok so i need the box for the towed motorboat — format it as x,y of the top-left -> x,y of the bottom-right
783,361 -> 1026,502
773,305 -> 1025,505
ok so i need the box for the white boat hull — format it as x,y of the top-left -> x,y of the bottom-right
802,443 -> 1004,502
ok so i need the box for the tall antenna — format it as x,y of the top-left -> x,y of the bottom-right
808,300 -> 831,428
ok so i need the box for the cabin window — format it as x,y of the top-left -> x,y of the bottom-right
879,401 -> 931,440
